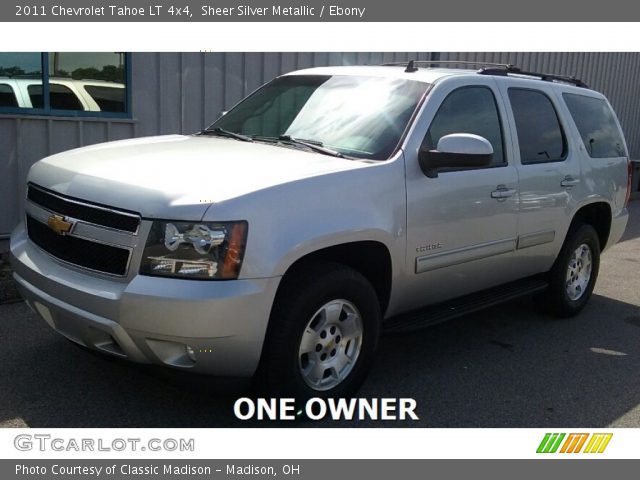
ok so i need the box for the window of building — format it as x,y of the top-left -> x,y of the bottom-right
563,93 -> 627,158
0,52 -> 129,117
422,86 -> 505,167
508,88 -> 566,164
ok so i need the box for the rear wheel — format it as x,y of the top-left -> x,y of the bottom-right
257,262 -> 381,400
546,224 -> 600,317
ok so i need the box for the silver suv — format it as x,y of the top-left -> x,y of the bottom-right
10,62 -> 631,398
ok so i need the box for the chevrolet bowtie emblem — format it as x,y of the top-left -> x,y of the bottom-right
47,214 -> 74,236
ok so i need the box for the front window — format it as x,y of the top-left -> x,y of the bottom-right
210,74 -> 429,160
422,86 -> 505,167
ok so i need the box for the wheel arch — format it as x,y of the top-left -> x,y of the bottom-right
568,200 -> 613,250
274,240 -> 394,316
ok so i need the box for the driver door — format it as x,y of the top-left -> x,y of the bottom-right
400,76 -> 520,310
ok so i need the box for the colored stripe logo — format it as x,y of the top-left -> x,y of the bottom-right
537,433 -> 613,453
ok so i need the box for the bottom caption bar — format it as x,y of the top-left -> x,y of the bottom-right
4,460 -> 640,479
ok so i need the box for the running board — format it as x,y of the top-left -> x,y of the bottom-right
383,276 -> 549,334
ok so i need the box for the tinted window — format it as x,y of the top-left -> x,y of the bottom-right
28,83 -> 84,110
423,86 -> 505,166
0,84 -> 17,107
509,89 -> 566,164
84,85 -> 125,112
563,93 -> 627,158
27,84 -> 43,108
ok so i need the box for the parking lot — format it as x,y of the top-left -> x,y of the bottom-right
1,202 -> 639,428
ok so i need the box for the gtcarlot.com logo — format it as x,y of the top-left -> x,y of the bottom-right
14,434 -> 195,452
536,433 -> 613,454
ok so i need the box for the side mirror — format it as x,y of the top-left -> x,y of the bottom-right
419,133 -> 494,178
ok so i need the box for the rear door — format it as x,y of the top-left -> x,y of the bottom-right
497,81 -> 582,275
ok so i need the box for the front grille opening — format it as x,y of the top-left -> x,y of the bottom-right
27,184 -> 140,233
26,215 -> 130,276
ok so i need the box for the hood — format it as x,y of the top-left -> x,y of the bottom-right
27,135 -> 366,220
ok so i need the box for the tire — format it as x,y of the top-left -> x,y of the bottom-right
546,223 -> 601,317
257,261 -> 381,400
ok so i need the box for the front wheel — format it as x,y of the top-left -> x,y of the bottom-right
546,224 -> 601,317
257,262 -> 381,400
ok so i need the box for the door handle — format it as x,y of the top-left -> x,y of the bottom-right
561,176 -> 581,188
491,185 -> 517,199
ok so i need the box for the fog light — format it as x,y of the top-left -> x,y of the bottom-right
186,345 -> 196,362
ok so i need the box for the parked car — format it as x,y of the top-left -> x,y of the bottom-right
0,77 -> 125,112
10,62 -> 631,398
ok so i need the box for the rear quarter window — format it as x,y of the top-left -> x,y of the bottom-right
84,85 -> 125,112
562,93 -> 627,158
28,83 -> 84,110
0,83 -> 17,107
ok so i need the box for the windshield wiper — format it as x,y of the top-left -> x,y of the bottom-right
199,127 -> 253,142
277,135 -> 345,158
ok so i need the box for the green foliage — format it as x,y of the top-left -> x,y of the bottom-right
0,66 -> 40,77
66,65 -> 124,82
0,64 -> 124,83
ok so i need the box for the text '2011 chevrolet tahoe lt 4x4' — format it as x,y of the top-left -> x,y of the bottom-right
10,62 -> 631,399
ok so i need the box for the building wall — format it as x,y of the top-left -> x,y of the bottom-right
1,51 -> 639,236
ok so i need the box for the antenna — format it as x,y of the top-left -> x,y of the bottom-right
404,60 -> 418,73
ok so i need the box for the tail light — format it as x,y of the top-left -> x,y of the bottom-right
625,158 -> 633,207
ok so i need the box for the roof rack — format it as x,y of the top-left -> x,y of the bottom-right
382,60 -> 516,73
478,65 -> 588,88
381,60 -> 588,88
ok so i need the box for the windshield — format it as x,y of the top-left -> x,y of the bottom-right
209,74 -> 429,160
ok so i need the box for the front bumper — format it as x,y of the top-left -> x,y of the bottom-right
10,223 -> 281,377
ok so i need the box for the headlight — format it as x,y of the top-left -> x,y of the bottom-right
140,221 -> 248,280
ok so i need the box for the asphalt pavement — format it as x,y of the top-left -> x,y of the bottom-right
1,202 -> 639,428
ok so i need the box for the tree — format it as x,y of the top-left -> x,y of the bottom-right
69,65 -> 124,82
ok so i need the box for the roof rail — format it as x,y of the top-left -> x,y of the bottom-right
381,60 -> 588,88
478,66 -> 588,88
382,60 -> 516,73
